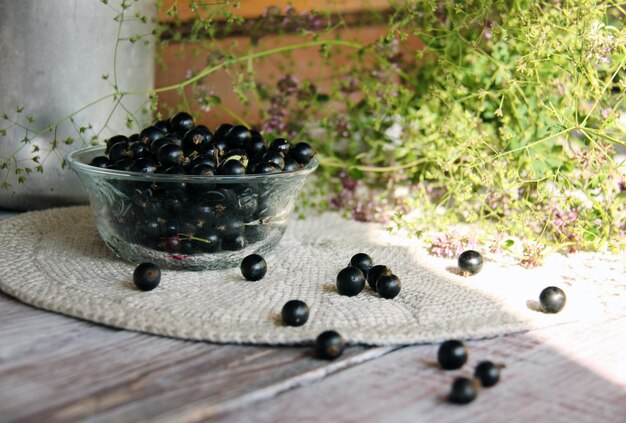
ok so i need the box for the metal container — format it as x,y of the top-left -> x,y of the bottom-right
0,0 -> 155,210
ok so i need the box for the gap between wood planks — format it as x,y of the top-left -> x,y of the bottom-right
162,345 -> 400,423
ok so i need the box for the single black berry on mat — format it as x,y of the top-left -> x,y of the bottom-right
336,266 -> 365,296
539,286 -> 566,313
315,330 -> 345,360
366,264 -> 392,291
281,300 -> 309,327
437,340 -> 468,370
458,250 -> 484,275
376,274 -> 401,299
240,254 -> 267,281
349,253 -> 373,276
133,262 -> 161,291
448,377 -> 478,404
474,361 -> 501,387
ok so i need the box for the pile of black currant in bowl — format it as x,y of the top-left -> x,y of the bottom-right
67,112 -> 318,270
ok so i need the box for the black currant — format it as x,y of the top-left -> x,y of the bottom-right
282,157 -> 299,172
150,137 -> 174,156
133,262 -> 161,291
226,125 -> 252,150
315,330 -> 345,360
89,156 -> 110,168
437,340 -> 468,370
366,264 -> 392,291
376,274 -> 401,299
253,162 -> 281,174
182,127 -> 209,155
448,377 -> 478,405
240,254 -> 267,281
458,250 -> 484,275
349,253 -> 373,275
222,234 -> 246,251
190,163 -> 216,176
105,134 -> 129,154
189,154 -> 217,169
153,119 -> 171,133
215,123 -> 233,140
109,158 -> 134,171
219,160 -> 246,176
269,137 -> 291,155
160,219 -> 179,237
170,112 -> 194,133
157,143 -> 184,168
539,286 -> 566,313
130,157 -> 157,173
108,141 -> 130,162
192,230 -> 221,253
245,130 -> 266,158
127,141 -> 148,159
336,266 -> 365,296
161,235 -> 181,252
216,217 -> 245,238
139,126 -> 165,145
262,150 -> 285,170
474,361 -> 501,387
281,300 -> 309,326
290,142 -> 314,165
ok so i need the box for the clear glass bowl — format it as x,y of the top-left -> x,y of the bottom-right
67,146 -> 318,270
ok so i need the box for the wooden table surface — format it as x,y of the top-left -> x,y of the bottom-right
1,211 -> 625,422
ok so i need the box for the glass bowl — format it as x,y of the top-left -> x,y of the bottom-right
67,146 -> 318,270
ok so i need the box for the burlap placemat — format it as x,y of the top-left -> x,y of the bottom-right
0,206 -> 624,345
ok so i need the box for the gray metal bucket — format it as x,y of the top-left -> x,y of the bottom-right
0,0 -> 155,210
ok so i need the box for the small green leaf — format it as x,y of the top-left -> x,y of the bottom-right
614,191 -> 626,205
504,239 -> 515,248
348,167 -> 364,180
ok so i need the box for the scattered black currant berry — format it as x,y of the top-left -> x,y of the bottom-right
315,330 -> 345,360
539,286 -> 566,313
336,266 -> 365,296
366,264 -> 392,291
281,300 -> 310,327
458,250 -> 484,276
240,254 -> 267,281
133,262 -> 161,291
437,340 -> 468,370
448,377 -> 478,405
349,253 -> 373,276
474,361 -> 501,387
376,274 -> 401,299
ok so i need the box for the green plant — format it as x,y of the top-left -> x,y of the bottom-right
2,0 -> 625,265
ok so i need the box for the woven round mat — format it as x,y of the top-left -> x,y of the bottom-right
0,206 -> 624,345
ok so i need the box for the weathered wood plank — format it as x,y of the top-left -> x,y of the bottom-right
216,316 -> 626,423
0,293 -> 395,423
